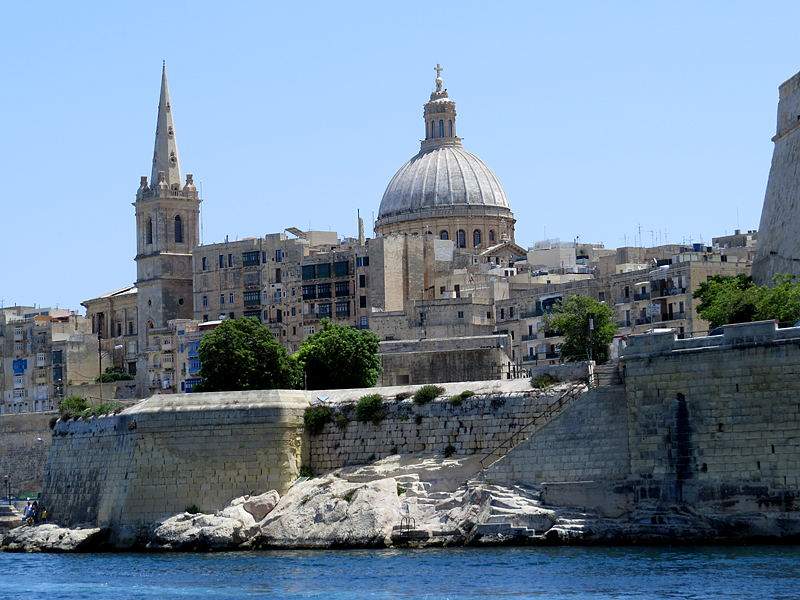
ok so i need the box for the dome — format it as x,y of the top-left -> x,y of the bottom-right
377,143 -> 511,223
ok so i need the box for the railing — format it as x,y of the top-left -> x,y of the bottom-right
657,311 -> 686,322
617,320 -> 632,327
635,317 -> 652,325
479,377 -> 593,471
634,292 -> 651,301
521,333 -> 538,341
615,297 -> 630,305
520,309 -> 544,318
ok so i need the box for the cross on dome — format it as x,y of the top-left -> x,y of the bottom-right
434,63 -> 443,91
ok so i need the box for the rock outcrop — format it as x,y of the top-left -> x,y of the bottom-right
1,524 -> 108,552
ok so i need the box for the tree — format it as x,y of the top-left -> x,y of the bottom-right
292,319 -> 382,390
95,365 -> 134,383
754,274 -> 800,324
545,295 -> 617,364
692,274 -> 758,329
194,317 -> 299,392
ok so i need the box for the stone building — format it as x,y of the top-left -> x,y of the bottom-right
375,65 -> 516,245
0,307 -> 97,413
81,286 -> 139,376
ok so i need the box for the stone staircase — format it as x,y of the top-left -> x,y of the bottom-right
593,363 -> 623,386
475,484 -> 551,538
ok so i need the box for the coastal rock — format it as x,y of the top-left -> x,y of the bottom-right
243,490 -> 280,520
147,512 -> 254,550
1,524 -> 108,552
258,476 -> 401,548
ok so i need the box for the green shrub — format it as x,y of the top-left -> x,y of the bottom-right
444,444 -> 457,458
304,405 -> 333,435
460,390 -> 474,399
58,396 -> 88,420
343,489 -> 357,502
532,374 -> 555,389
397,485 -> 406,495
301,497 -> 309,505
186,504 -> 199,514
355,393 -> 385,425
299,465 -> 314,479
413,385 -> 444,404
336,413 -> 350,430
390,446 -> 398,455
398,412 -> 409,421
448,395 -> 463,407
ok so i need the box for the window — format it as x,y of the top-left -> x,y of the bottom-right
335,301 -> 350,318
243,310 -> 261,321
317,283 -> 332,299
36,353 -> 46,366
319,303 -> 332,317
146,217 -> 153,244
360,316 -> 368,330
335,281 -> 349,297
359,274 -> 366,288
243,291 -> 259,306
202,257 -> 208,271
275,268 -> 281,283
220,294 -> 225,306
229,312 -> 234,319
360,295 -> 367,308
219,254 -> 225,269
262,251 -> 267,263
128,321 -> 134,335
439,119 -> 444,137
303,285 -> 316,300
276,249 -> 282,262
116,323 -> 122,337
356,256 -> 369,267
440,230 -> 449,240
431,121 -> 435,138
449,120 -> 453,137
174,215 -> 183,243
202,296 -> 208,308
203,315 -> 209,322
500,308 -> 505,320
291,307 -> 296,316
457,230 -> 466,248
128,340 -> 137,354
316,263 -> 331,278
243,272 -> 260,287
228,254 -> 233,267
458,311 -> 464,319
52,351 -> 62,365
53,366 -> 63,381
302,264 -> 316,280
473,230 -> 482,247
489,230 -> 495,243
334,261 -> 349,277
242,251 -> 259,266
229,293 -> 234,304
598,292 -> 605,302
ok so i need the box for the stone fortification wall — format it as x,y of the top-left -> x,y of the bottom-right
622,321 -> 800,497
308,381 -> 572,472
42,390 -> 308,545
485,387 -> 630,486
0,412 -> 54,495
485,321 -> 800,514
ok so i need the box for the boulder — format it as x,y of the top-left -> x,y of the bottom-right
147,512 -> 256,550
243,490 -> 280,520
258,476 -> 401,548
1,524 -> 108,552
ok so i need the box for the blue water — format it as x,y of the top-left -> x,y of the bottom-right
1,546 -> 799,599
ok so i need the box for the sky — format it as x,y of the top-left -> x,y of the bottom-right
2,1 -> 800,313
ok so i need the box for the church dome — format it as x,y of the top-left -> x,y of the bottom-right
375,65 -> 515,244
378,143 -> 510,222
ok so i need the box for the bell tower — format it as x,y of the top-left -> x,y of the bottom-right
134,65 -> 201,389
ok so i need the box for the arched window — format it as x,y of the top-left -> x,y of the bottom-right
439,120 -> 444,138
174,215 -> 183,243
457,229 -> 466,248
440,230 -> 449,240
449,120 -> 453,137
473,229 -> 482,248
146,217 -> 153,244
431,121 -> 436,138
489,230 -> 495,243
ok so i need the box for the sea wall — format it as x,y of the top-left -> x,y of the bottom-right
43,390 -> 308,545
0,412 -> 54,495
486,321 -> 800,515
307,384 -> 575,472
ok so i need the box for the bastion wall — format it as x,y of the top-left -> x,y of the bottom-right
0,412 -> 54,495
487,321 -> 800,515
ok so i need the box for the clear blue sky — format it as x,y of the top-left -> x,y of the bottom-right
2,1 -> 799,313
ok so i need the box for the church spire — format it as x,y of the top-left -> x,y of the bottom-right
150,63 -> 182,189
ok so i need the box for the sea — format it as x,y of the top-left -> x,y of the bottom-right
1,545 -> 799,599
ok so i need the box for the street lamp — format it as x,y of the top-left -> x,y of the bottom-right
5,473 -> 12,506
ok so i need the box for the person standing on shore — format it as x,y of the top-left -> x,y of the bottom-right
42,507 -> 47,524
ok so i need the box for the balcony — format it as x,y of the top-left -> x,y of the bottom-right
615,297 -> 631,305
520,309 -> 543,319
633,292 -> 650,301
521,333 -> 538,341
658,311 -> 686,322
243,298 -> 261,307
635,317 -> 652,326
617,320 -> 632,327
